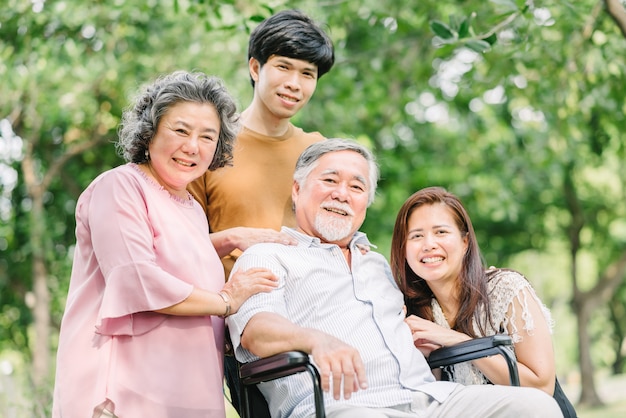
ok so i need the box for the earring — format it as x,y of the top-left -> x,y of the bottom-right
144,149 -> 150,161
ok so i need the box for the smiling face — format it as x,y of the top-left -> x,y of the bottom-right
405,203 -> 469,289
293,150 -> 370,247
249,55 -> 318,122
147,101 -> 220,198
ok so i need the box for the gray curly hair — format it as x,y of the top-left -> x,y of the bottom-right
116,71 -> 240,169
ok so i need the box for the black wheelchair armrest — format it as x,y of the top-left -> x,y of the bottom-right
427,335 -> 520,386
239,351 -> 325,418
240,351 -> 315,384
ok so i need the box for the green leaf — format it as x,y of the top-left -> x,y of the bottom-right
430,20 -> 456,40
449,14 -> 462,31
249,14 -> 266,23
465,39 -> 491,53
458,16 -> 471,38
483,32 -> 498,45
459,12 -> 476,39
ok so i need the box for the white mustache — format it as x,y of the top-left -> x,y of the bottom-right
320,203 -> 354,216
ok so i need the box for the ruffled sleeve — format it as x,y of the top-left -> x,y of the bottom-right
84,167 -> 194,336
487,269 -> 554,343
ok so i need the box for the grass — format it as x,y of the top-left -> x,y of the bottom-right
578,401 -> 626,418
566,373 -> 626,418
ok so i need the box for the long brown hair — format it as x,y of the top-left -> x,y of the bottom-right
390,187 -> 493,337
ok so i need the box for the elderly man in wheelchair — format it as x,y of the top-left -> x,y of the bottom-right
227,138 -> 562,418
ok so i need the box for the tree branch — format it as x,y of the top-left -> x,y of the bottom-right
589,251 -> 626,302
583,1 -> 605,39
478,11 -> 521,41
604,0 -> 626,38
41,134 -> 111,192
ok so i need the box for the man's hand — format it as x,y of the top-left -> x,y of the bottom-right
310,333 -> 368,400
242,314 -> 368,400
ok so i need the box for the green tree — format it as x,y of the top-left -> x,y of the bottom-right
294,0 -> 626,406
0,0 -> 261,412
2,0 -> 626,414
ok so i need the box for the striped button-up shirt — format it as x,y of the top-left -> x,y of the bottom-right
228,227 -> 457,418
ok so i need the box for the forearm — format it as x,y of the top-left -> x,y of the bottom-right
477,286 -> 557,394
241,312 -> 316,358
210,229 -> 241,258
241,312 -> 370,399
472,350 -> 555,394
210,227 -> 298,258
155,287 -> 229,317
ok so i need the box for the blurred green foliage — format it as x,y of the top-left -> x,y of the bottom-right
1,0 -> 625,414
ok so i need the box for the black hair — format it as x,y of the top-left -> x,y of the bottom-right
248,9 -> 335,86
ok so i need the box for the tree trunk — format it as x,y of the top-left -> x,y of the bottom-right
572,251 -> 626,405
21,136 -> 52,395
575,300 -> 603,406
608,297 -> 625,374
605,0 -> 626,38
30,193 -> 50,389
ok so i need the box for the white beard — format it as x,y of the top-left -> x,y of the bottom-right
315,212 -> 353,242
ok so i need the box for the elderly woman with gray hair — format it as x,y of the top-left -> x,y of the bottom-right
52,71 -> 278,418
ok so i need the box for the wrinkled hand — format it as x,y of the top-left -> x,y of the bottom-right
221,268 -> 278,314
310,333 -> 368,400
233,227 -> 298,251
404,315 -> 471,356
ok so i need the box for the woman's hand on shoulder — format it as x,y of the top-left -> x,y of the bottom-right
210,227 -> 298,257
221,267 -> 279,314
233,227 -> 298,250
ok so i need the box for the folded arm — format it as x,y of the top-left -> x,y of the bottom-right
406,287 -> 556,394
240,312 -> 368,400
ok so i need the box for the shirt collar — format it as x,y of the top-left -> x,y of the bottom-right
280,226 -> 376,250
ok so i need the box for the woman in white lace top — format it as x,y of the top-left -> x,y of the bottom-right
390,186 -> 557,395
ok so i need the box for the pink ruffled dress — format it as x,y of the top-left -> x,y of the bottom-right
52,164 -> 226,417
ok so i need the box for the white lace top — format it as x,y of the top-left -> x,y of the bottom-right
432,268 -> 554,385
